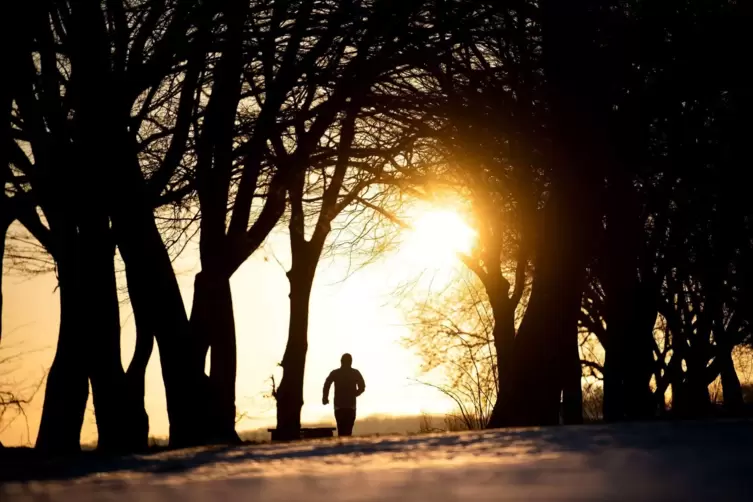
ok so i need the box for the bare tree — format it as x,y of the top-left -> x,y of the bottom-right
403,272 -> 498,430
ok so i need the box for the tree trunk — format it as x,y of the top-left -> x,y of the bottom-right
562,333 -> 583,424
121,247 -> 156,452
602,284 -> 659,422
622,290 -> 658,420
497,0 -> 605,427
601,178 -> 639,422
718,347 -> 744,415
78,216 -> 139,453
672,353 -> 711,419
487,299 -> 515,429
36,235 -> 89,453
275,258 -> 316,441
190,271 -> 240,443
124,298 -> 154,452
501,185 -> 594,426
601,344 -> 622,422
112,188 -> 211,447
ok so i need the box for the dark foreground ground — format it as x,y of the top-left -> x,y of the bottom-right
2,420 -> 753,501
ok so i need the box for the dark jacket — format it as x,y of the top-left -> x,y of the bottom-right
323,367 -> 365,409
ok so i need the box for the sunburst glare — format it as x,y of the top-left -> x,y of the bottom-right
402,208 -> 477,268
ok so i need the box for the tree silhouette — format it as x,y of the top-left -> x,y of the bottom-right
3,0 -> 753,454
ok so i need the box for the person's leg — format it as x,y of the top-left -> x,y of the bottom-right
342,408 -> 356,436
334,408 -> 345,436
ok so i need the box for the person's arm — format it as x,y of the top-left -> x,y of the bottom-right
323,371 -> 334,405
355,370 -> 365,397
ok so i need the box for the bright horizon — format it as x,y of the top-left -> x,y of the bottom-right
0,203 -> 477,446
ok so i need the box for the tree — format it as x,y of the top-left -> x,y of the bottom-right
403,272 -> 500,430
8,0 -> 215,451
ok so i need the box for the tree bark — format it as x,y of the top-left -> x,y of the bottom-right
123,284 -> 154,452
601,177 -> 639,422
113,193 -> 211,447
79,216 -> 138,453
497,0 -> 608,427
718,347 -> 744,415
602,250 -> 659,421
190,271 -> 240,443
672,348 -> 711,419
486,299 -> 516,428
36,233 -> 89,453
562,333 -> 584,424
501,184 -> 595,426
622,289 -> 658,420
275,258 -> 316,441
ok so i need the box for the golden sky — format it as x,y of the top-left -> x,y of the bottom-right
1,205 -> 476,446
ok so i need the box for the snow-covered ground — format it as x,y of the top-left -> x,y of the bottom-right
3,421 -> 753,501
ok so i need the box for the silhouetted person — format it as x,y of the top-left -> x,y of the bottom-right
323,353 -> 365,437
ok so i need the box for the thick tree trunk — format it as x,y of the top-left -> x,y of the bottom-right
622,291 -> 658,420
601,345 -> 621,421
190,271 -> 240,443
562,333 -> 584,424
673,382 -> 711,419
601,179 -> 638,422
78,216 -> 138,453
487,299 -> 516,429
497,0 -> 606,427
501,185 -> 594,426
275,259 -> 316,441
718,347 -> 744,415
36,237 -> 89,453
602,285 -> 659,422
112,186 -> 210,447
672,352 -> 711,419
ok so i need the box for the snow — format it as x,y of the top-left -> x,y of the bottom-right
3,421 -> 753,501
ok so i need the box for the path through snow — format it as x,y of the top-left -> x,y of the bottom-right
3,421 -> 753,500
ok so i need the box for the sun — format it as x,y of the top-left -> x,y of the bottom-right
403,208 -> 477,268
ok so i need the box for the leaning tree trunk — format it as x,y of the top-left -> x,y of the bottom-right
718,346 -> 744,415
190,270 -> 240,443
486,298 -> 516,429
113,198 -> 211,447
36,232 -> 89,453
79,216 -> 138,453
124,290 -> 154,452
120,241 -> 157,452
275,257 -> 317,441
111,150 -> 212,446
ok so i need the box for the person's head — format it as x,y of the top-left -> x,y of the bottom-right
340,353 -> 353,368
